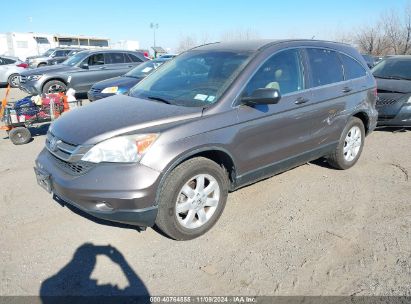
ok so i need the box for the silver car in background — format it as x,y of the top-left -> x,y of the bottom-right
0,56 -> 27,88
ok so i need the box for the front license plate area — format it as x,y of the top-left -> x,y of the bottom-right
34,167 -> 52,193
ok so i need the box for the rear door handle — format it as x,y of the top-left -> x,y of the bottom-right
128,65 -> 133,68
342,87 -> 352,93
99,66 -> 106,70
294,97 -> 309,105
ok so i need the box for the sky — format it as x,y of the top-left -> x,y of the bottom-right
1,0 -> 409,52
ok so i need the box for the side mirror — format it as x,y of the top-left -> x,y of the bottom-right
80,63 -> 89,69
241,88 -> 281,105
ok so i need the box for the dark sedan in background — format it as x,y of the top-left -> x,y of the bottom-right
372,55 -> 411,126
87,57 -> 171,101
19,50 -> 148,95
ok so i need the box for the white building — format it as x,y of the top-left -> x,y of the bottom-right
112,40 -> 140,51
0,32 -> 111,60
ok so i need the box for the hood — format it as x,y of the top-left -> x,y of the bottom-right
376,78 -> 411,94
21,64 -> 76,76
92,76 -> 142,91
26,55 -> 46,60
50,95 -> 203,145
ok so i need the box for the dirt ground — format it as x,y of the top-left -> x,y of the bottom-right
0,87 -> 410,296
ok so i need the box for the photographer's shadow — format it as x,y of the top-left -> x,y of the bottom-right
40,243 -> 149,302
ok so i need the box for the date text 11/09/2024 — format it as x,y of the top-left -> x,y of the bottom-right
149,296 -> 257,303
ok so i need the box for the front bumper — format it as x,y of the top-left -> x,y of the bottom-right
35,148 -> 161,227
377,102 -> 411,126
19,80 -> 43,95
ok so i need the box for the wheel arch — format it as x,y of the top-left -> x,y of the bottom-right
155,147 -> 238,204
352,111 -> 370,134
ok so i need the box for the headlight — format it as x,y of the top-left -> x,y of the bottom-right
81,134 -> 158,163
27,74 -> 43,81
101,86 -> 119,94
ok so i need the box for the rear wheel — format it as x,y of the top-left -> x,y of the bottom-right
42,80 -> 67,94
9,127 -> 31,145
327,117 -> 365,170
8,73 -> 20,88
155,157 -> 229,240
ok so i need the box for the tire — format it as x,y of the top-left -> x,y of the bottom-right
37,63 -> 47,68
9,127 -> 31,145
42,80 -> 67,94
327,117 -> 365,170
155,157 -> 229,240
8,73 -> 20,88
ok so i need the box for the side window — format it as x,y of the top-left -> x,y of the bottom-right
105,53 -> 125,64
0,58 -> 4,65
128,54 -> 143,63
340,53 -> 367,80
306,48 -> 343,87
87,54 -> 105,66
243,49 -> 304,97
124,53 -> 132,63
2,58 -> 15,64
54,50 -> 66,57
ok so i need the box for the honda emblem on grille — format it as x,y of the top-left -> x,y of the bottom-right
49,137 -> 61,152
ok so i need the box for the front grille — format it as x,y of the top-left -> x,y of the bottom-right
45,131 -> 91,163
89,88 -> 101,94
48,152 -> 95,176
376,97 -> 399,106
19,75 -> 27,83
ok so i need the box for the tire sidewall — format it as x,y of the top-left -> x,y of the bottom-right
157,158 -> 228,240
43,80 -> 67,94
338,118 -> 365,169
8,74 -> 20,88
9,127 -> 31,145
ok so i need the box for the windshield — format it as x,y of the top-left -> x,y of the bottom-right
62,52 -> 89,66
125,60 -> 168,78
129,50 -> 252,107
372,58 -> 411,80
42,49 -> 54,57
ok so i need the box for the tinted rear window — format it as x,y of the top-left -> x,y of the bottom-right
306,48 -> 344,87
340,54 -> 367,80
372,59 -> 411,80
128,54 -> 143,63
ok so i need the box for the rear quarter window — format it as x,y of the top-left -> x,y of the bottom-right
306,48 -> 344,87
340,54 -> 367,80
128,54 -> 143,63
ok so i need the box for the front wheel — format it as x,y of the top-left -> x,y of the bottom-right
42,80 -> 67,94
9,127 -> 31,145
155,157 -> 229,240
8,73 -> 20,88
327,117 -> 365,170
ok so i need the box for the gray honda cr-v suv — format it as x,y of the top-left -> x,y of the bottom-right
34,40 -> 378,240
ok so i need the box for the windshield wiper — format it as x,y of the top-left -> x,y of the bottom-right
147,96 -> 172,104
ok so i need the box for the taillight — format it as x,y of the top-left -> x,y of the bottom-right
17,63 -> 28,69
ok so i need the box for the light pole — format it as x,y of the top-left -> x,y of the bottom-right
150,22 -> 159,48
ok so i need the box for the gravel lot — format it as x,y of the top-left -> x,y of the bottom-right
0,87 -> 410,296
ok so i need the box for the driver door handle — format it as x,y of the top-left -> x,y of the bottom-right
99,66 -> 106,70
342,87 -> 352,93
294,97 -> 309,105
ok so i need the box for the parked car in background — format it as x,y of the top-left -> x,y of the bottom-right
362,54 -> 375,68
159,54 -> 177,59
34,40 -> 378,240
88,57 -> 171,101
20,50 -> 148,95
48,49 -> 84,66
372,55 -> 411,126
0,56 -> 28,88
26,48 -> 83,68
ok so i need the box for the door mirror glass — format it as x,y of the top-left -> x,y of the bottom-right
80,62 -> 89,69
241,88 -> 281,105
